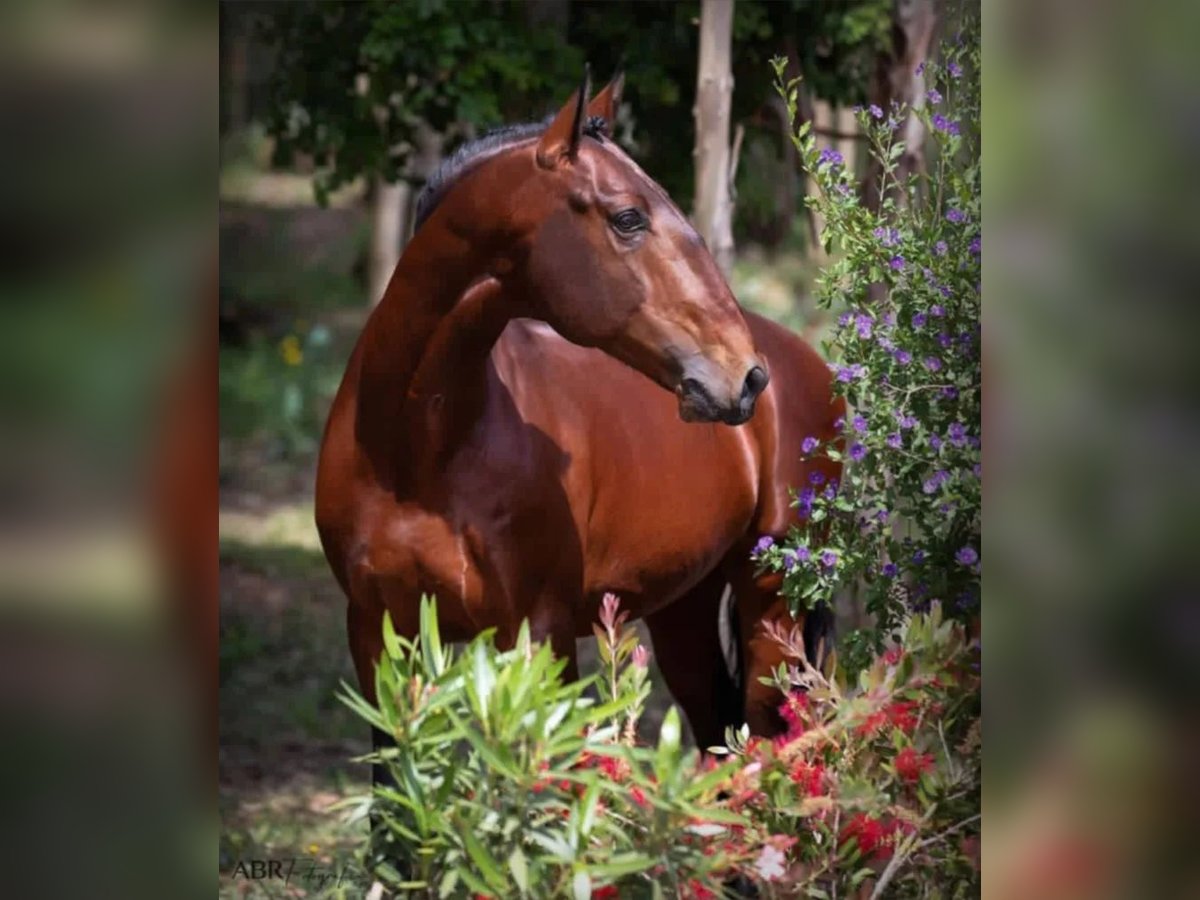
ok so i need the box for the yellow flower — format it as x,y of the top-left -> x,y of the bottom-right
306,843 -> 320,855
280,335 -> 303,367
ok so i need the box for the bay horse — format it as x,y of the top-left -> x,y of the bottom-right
315,70 -> 843,757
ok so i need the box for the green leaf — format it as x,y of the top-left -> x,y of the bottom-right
508,847 -> 529,896
573,869 -> 592,900
382,610 -> 403,660
470,639 -> 496,722
419,594 -> 445,675
461,826 -> 509,894
585,853 -> 656,878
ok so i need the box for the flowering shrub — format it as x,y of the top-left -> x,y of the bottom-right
761,21 -> 981,676
346,593 -> 979,897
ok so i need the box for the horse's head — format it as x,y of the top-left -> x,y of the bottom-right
513,69 -> 768,426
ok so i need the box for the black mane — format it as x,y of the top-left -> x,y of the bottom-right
413,114 -> 610,231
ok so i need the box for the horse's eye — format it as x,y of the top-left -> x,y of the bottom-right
611,208 -> 647,234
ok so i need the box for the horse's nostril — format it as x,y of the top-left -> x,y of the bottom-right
743,366 -> 769,399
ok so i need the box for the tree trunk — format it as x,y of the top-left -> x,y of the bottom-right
863,0 -> 938,216
692,0 -> 736,278
369,178 -> 409,306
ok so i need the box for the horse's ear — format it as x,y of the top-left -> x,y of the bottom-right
537,64 -> 592,169
586,67 -> 624,129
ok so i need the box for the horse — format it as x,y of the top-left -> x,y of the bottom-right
315,69 -> 844,762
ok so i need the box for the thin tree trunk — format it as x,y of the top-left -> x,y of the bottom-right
693,0 -> 736,278
369,178 -> 409,306
863,0 -> 938,216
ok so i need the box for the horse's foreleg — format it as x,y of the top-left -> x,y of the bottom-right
644,569 -> 743,750
723,555 -> 825,737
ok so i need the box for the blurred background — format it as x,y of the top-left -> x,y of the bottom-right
0,0 -> 1196,897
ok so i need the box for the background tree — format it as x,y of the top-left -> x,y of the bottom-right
693,0 -> 737,276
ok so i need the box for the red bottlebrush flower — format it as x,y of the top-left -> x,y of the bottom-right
788,759 -> 827,797
630,785 -> 649,808
778,690 -> 811,737
684,879 -> 717,899
855,709 -> 888,737
593,886 -> 620,899
598,755 -> 629,781
894,747 -> 934,783
840,813 -> 892,860
886,700 -> 919,733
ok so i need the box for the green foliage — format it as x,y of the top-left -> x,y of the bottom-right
219,322 -> 341,457
261,0 -> 580,203
259,0 -> 890,216
759,18 -> 982,676
344,596 -> 740,898
347,594 -> 979,897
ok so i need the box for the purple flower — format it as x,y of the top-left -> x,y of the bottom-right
801,435 -> 819,454
924,356 -> 943,372
948,422 -> 967,447
955,546 -> 979,567
912,312 -> 927,328
809,470 -> 826,486
797,487 -> 816,516
915,62 -> 925,76
882,562 -> 899,578
941,386 -> 959,399
852,414 -> 868,433
823,480 -> 840,500
948,60 -> 963,78
896,412 -> 918,430
849,442 -> 867,462
873,226 -> 898,247
930,434 -> 943,451
926,88 -> 942,104
820,549 -> 839,569
818,148 -> 844,167
869,104 -> 884,119
835,364 -> 864,383
782,549 -> 799,571
877,335 -> 895,352
912,550 -> 926,564
855,314 -> 874,339
833,416 -> 845,433
890,255 -> 906,271
973,463 -> 982,478
969,236 -> 981,255
796,545 -> 811,562
754,536 -> 775,555
946,208 -> 968,224
886,432 -> 903,449
894,349 -> 913,366
932,113 -> 961,135
931,304 -> 945,317
838,312 -> 852,327
934,240 -> 948,256
938,333 -> 953,348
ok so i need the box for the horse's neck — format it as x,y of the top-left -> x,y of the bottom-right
355,229 -> 512,492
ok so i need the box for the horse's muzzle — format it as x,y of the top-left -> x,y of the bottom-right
677,364 -> 768,426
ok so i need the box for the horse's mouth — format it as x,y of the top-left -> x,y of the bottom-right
676,380 -> 755,426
